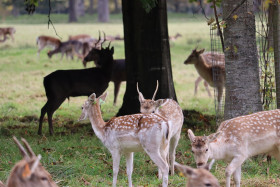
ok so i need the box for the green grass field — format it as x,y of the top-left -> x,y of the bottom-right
0,13 -> 279,186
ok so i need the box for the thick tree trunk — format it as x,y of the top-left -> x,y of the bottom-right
113,0 -> 120,13
117,0 -> 177,116
88,0 -> 94,14
98,0 -> 109,22
69,0 -> 78,22
76,0 -> 85,17
223,0 -> 262,119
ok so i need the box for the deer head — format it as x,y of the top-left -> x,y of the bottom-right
188,129 -> 220,168
6,137 -> 57,187
184,48 -> 205,65
175,162 -> 220,187
137,80 -> 164,114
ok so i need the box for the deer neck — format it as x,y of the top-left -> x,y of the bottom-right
208,138 -> 227,160
194,56 -> 213,84
88,103 -> 106,142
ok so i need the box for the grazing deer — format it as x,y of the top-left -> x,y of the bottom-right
83,48 -> 126,105
3,137 -> 57,187
69,34 -> 93,43
0,27 -> 16,42
169,33 -> 182,41
79,92 -> 171,187
188,109 -> 280,187
36,36 -> 61,58
175,162 -> 220,187
184,49 -> 225,112
137,81 -> 184,176
38,39 -> 114,135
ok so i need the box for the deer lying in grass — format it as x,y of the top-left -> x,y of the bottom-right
79,92 -> 171,187
83,48 -> 126,105
188,109 -> 280,187
38,38 -> 114,135
137,81 -> 184,176
184,49 -> 225,111
175,162 -> 220,187
36,35 -> 61,58
1,137 -> 57,187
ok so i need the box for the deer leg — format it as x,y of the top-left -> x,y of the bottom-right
113,81 -> 121,106
225,157 -> 246,187
111,151 -> 121,187
204,80 -> 212,97
233,166 -> 241,187
38,101 -> 49,135
169,132 -> 181,175
46,98 -> 65,135
194,76 -> 202,96
124,152 -> 134,187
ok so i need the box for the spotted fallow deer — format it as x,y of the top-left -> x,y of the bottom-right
137,81 -> 184,176
175,162 -> 220,187
79,92 -> 171,187
184,49 -> 225,111
36,35 -> 61,58
188,109 -> 280,187
2,137 -> 57,187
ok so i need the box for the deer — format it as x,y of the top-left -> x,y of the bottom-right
83,48 -> 125,105
79,92 -> 171,187
169,33 -> 182,41
136,81 -> 184,176
188,109 -> 280,187
184,48 -> 225,112
38,37 -> 114,135
175,162 -> 220,187
69,34 -> 94,43
36,35 -> 61,58
1,137 -> 57,187
0,27 -> 16,42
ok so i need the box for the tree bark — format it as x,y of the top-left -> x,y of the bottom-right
117,0 -> 177,116
88,0 -> 94,14
69,0 -> 78,22
76,0 -> 85,17
98,0 -> 109,22
223,0 -> 262,119
113,0 -> 120,13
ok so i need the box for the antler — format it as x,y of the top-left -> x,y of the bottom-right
21,138 -> 36,157
136,82 -> 145,102
101,31 -> 107,47
30,154 -> 42,176
94,31 -> 102,48
13,136 -> 30,159
152,80 -> 159,100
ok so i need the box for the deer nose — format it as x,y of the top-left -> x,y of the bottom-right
197,162 -> 204,167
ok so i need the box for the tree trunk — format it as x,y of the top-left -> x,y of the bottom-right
76,0 -> 85,17
69,0 -> 78,22
88,0 -> 94,14
223,0 -> 262,119
113,0 -> 120,13
117,0 -> 177,116
98,0 -> 109,22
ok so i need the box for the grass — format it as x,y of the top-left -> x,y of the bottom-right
0,13 -> 279,186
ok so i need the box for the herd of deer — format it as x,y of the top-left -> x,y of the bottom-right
1,30 -> 279,187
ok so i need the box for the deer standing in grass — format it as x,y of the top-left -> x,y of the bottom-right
79,92 -> 171,187
188,109 -> 280,187
175,162 -> 220,187
1,137 -> 57,187
137,81 -> 184,176
0,27 -> 16,42
36,36 -> 61,58
184,49 -> 225,111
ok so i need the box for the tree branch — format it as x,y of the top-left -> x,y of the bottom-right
223,0 -> 247,21
213,0 -> 224,52
48,0 -> 61,39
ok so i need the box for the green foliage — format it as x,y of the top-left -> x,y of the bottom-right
140,0 -> 158,12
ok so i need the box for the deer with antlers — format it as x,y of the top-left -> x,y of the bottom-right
184,48 -> 225,112
79,92 -> 171,187
0,137 -> 57,187
137,81 -> 184,176
175,162 -> 220,187
188,109 -> 280,187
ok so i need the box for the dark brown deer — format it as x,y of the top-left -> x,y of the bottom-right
2,137 -> 57,187
83,49 -> 125,106
38,38 -> 114,135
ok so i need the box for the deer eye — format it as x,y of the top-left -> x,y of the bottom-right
205,183 -> 212,187
206,149 -> 208,152
41,177 -> 48,181
191,150 -> 194,153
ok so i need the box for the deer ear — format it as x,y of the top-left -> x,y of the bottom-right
88,93 -> 96,101
198,48 -> 205,54
98,92 -> 108,102
175,162 -> 197,178
110,47 -> 114,55
22,163 -> 32,179
188,129 -> 196,142
207,131 -> 221,143
155,99 -> 165,108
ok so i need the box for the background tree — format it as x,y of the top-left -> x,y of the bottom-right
117,0 -> 177,116
222,0 -> 262,119
69,0 -> 78,22
98,0 -> 109,22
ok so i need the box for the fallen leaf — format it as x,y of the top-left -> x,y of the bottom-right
233,15 -> 238,21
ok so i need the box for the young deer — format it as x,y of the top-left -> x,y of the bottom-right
188,109 -> 280,187
137,81 -> 184,176
175,162 -> 220,187
38,40 -> 114,135
184,49 -> 225,111
36,35 -> 61,58
169,33 -> 182,41
83,48 -> 126,105
79,92 -> 171,187
2,137 -> 57,187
